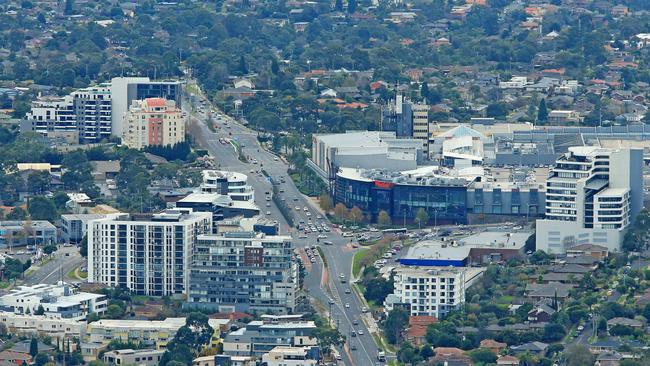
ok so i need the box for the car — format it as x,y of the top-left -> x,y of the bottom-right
350,344 -> 357,350
318,234 -> 327,239
361,307 -> 368,313
345,303 -> 350,308
345,288 -> 351,294
317,215 -> 322,219
306,212 -> 311,217
310,258 -> 316,263
357,329 -> 363,335
303,207 -> 309,212
328,298 -> 335,304
274,157 -> 279,161
266,211 -> 271,215
351,331 -> 356,337
293,197 -> 299,201
323,241 -> 333,245
353,319 -> 359,325
577,325 -> 584,332
265,196 -> 271,201
266,203 -> 271,207
295,206 -> 300,210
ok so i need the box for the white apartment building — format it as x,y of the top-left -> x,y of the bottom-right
122,98 -> 185,149
536,146 -> 643,254
0,283 -> 107,321
261,347 -> 317,366
384,266 -> 484,318
0,312 -> 85,339
87,209 -> 212,296
498,76 -> 528,89
200,170 -> 254,201
23,84 -> 112,143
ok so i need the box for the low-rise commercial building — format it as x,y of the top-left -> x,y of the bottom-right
103,349 -> 165,366
222,315 -> 317,357
400,230 -> 532,267
261,346 -> 319,366
384,266 -> 484,319
87,209 -> 212,296
0,220 -> 57,248
0,283 -> 107,320
187,232 -> 298,314
311,131 -> 424,178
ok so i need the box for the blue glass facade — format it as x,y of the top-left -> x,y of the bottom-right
335,176 -> 469,225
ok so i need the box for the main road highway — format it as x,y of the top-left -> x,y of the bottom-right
185,82 -> 383,366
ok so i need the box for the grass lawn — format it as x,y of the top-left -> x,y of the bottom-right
352,249 -> 370,277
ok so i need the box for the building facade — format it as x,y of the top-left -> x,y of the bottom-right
384,266 -> 484,319
87,209 -> 212,296
23,84 -> 112,143
110,77 -> 182,137
122,98 -> 185,149
200,170 -> 254,201
0,284 -> 107,320
187,232 -> 298,314
0,312 -> 85,339
0,220 -> 57,248
536,147 -> 643,254
103,349 -> 165,366
222,316 -> 317,357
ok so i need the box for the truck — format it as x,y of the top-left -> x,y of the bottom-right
377,351 -> 386,362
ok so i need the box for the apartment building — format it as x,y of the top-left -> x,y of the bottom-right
0,312 -> 85,339
384,266 -> 485,319
222,315 -> 317,357
122,98 -> 185,149
110,77 -> 182,137
87,317 -> 228,350
536,146 -> 643,254
187,232 -> 299,314
199,170 -> 254,201
23,84 -> 112,143
0,283 -> 107,320
61,214 -> 119,243
87,209 -> 212,296
380,95 -> 430,154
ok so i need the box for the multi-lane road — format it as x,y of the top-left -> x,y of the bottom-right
22,246 -> 84,286
185,83 -> 383,366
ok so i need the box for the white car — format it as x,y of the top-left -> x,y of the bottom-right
317,234 -> 327,239
345,303 -> 350,308
295,206 -> 301,210
303,207 -> 309,212
266,211 -> 271,215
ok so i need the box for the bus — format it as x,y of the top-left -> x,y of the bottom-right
381,228 -> 408,235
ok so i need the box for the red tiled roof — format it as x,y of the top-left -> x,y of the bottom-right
145,98 -> 167,107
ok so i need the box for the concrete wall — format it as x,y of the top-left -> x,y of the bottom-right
536,219 -> 625,254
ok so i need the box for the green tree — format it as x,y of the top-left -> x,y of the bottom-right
30,338 -> 38,357
105,304 -> 124,319
469,348 -> 497,364
415,208 -> 429,228
319,194 -> 333,212
312,326 -> 345,355
34,304 -> 45,315
564,344 -> 594,366
397,342 -> 422,365
537,98 -> 548,122
7,207 -> 27,220
383,308 -> 409,344
160,313 -> 214,366
239,56 -> 248,74
79,235 -> 88,257
529,250 -> 551,265
377,210 -> 391,227
34,353 -> 49,366
28,197 -> 58,221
